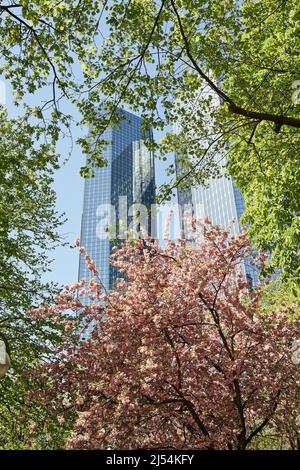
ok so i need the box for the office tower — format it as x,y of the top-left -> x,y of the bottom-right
176,165 -> 258,287
175,87 -> 257,286
79,109 -> 156,292
177,166 -> 243,237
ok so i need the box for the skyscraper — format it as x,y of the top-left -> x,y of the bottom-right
174,87 -> 257,287
79,109 -> 156,292
177,165 -> 258,287
177,166 -> 243,237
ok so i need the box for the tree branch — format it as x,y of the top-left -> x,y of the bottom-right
170,0 -> 300,130
245,390 -> 281,445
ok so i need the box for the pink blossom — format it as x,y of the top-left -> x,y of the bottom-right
29,224 -> 300,450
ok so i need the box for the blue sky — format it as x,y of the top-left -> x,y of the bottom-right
1,73 -> 179,290
48,124 -> 179,287
0,7 -> 183,290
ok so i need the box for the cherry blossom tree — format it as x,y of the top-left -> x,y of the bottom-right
30,221 -> 300,450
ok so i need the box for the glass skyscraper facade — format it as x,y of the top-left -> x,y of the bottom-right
177,165 -> 258,287
175,86 -> 258,287
79,109 -> 156,292
177,166 -> 243,237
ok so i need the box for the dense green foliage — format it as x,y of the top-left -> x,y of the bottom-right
0,107 -> 71,448
1,0 -> 299,283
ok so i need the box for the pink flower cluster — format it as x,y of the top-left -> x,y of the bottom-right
29,224 -> 300,450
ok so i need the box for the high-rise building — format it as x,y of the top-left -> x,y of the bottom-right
177,165 -> 243,236
79,109 -> 156,292
176,165 -> 258,287
174,87 -> 258,287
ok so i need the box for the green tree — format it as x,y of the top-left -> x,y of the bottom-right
0,0 -> 299,283
79,0 -> 299,284
260,278 -> 300,317
0,107 -> 71,448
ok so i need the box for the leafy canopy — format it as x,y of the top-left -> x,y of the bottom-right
0,0 -> 299,282
0,106 -> 70,449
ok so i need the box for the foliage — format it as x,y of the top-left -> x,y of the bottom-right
29,223 -> 300,450
0,107 -> 69,448
260,278 -> 300,317
1,1 -> 299,282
